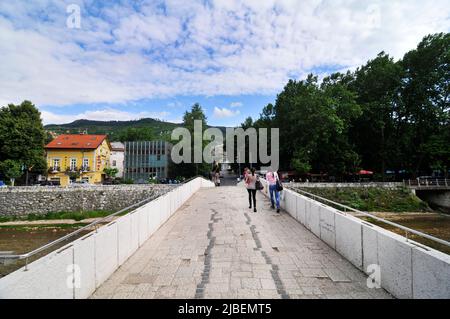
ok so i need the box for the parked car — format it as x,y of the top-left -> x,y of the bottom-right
39,180 -> 59,186
69,180 -> 90,187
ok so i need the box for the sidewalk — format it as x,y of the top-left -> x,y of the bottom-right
91,186 -> 391,299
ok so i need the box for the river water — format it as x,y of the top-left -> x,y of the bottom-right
0,225 -> 91,278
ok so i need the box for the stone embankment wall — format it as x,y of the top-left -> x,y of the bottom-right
0,185 -> 176,216
416,190 -> 450,213
288,182 -> 403,189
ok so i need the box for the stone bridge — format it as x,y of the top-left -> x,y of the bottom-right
0,178 -> 448,299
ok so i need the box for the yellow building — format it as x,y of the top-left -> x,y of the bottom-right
45,134 -> 112,186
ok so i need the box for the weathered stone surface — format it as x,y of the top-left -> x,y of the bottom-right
0,185 -> 175,216
91,186 -> 392,299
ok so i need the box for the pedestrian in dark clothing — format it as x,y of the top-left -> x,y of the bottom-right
245,168 -> 257,212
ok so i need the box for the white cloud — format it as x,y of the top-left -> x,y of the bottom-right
230,102 -> 243,108
167,101 -> 183,108
0,0 -> 449,108
41,108 -> 170,125
213,107 -> 240,119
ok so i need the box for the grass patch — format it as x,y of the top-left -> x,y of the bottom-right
296,187 -> 430,212
0,223 -> 90,230
0,210 -> 113,223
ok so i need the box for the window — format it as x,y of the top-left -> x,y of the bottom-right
53,159 -> 60,170
157,154 -> 161,161
83,158 -> 89,170
70,158 -> 77,171
112,160 -> 117,167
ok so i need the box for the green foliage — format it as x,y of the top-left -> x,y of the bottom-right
0,210 -> 113,223
297,187 -> 429,212
116,127 -> 157,142
121,178 -> 135,184
267,73 -> 361,176
169,103 -> 211,178
44,118 -> 178,142
247,33 -> 449,179
0,160 -> 23,183
148,176 -> 158,184
65,169 -> 80,180
104,167 -> 119,178
0,101 -> 47,179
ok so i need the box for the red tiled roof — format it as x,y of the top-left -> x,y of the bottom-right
45,134 -> 107,149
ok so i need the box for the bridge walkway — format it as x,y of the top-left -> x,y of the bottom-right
91,186 -> 391,299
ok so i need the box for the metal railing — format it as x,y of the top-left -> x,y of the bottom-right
0,194 -> 161,268
0,178 -> 206,268
291,187 -> 450,249
404,178 -> 449,188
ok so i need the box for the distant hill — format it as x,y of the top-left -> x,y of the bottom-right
45,118 -> 228,142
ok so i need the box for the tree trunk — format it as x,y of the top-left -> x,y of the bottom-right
381,125 -> 385,182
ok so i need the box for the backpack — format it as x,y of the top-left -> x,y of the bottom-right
275,173 -> 283,191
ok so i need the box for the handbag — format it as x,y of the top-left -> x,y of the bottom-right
255,177 -> 264,190
275,173 -> 283,191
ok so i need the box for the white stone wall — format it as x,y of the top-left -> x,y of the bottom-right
260,178 -> 450,299
0,177 -> 215,299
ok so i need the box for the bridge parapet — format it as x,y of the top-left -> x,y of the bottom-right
0,177 -> 215,299
260,178 -> 450,299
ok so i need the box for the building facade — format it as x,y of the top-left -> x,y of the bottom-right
211,143 -> 231,170
45,134 -> 112,186
110,142 -> 125,178
124,141 -> 171,183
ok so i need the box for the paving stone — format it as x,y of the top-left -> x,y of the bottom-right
91,186 -> 391,299
241,278 -> 262,290
260,278 -> 277,290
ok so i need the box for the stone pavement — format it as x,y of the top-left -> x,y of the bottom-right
91,186 -> 392,299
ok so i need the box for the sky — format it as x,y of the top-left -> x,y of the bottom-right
0,0 -> 449,127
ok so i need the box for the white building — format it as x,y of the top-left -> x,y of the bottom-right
110,142 -> 125,178
211,143 -> 231,170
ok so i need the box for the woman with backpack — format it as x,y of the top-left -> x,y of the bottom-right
266,170 -> 282,213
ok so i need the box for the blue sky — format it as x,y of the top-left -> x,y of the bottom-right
0,0 -> 449,127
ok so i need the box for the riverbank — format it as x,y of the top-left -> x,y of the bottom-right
292,186 -> 429,212
0,224 -> 93,278
291,186 -> 449,254
0,210 -> 114,223
0,212 -> 118,277
359,212 -> 450,254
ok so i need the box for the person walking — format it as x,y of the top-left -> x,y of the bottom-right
243,167 -> 249,188
212,161 -> 221,186
245,168 -> 257,212
266,170 -> 281,213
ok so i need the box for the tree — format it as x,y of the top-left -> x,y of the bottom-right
0,101 -> 47,183
0,160 -> 22,186
117,127 -> 156,142
247,33 -> 449,181
169,103 -> 210,178
271,74 -> 360,177
398,33 -> 450,177
349,52 -> 402,180
104,167 -> 119,179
